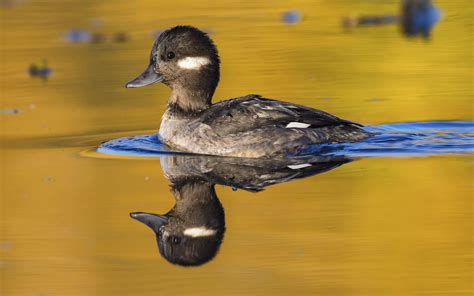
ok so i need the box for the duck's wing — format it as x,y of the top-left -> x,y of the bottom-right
201,95 -> 362,135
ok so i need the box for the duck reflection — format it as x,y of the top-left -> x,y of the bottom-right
131,179 -> 225,266
131,155 -> 350,266
343,0 -> 441,39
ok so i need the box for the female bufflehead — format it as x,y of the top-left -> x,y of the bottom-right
126,26 -> 370,158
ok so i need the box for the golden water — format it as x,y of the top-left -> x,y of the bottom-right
1,0 -> 473,295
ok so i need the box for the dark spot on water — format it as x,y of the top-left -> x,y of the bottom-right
43,176 -> 55,182
282,10 -> 302,25
65,29 -> 91,43
0,108 -> 20,114
29,61 -> 52,80
342,0 -> 441,39
342,17 -> 358,29
113,32 -> 129,43
402,1 -> 441,39
367,97 -> 385,103
91,32 -> 106,43
0,0 -> 27,8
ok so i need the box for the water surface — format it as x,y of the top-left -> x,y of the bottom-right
1,0 -> 472,295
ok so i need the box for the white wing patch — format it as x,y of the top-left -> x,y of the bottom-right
287,163 -> 312,170
177,57 -> 211,70
183,227 -> 217,237
286,122 -> 311,128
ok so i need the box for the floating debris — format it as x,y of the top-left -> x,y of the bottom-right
401,0 -> 441,38
91,32 -> 106,43
0,108 -> 20,114
112,31 -> 129,43
282,9 -> 302,25
65,29 -> 132,44
42,176 -> 55,182
64,29 -> 92,43
342,0 -> 441,39
343,15 -> 398,28
367,97 -> 385,103
29,60 -> 52,80
0,0 -> 27,8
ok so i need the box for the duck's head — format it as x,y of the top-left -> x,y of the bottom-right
130,179 -> 225,267
126,25 -> 220,113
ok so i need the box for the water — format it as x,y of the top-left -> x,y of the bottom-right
1,0 -> 473,295
98,121 -> 474,157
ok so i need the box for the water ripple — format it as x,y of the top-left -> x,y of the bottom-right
97,121 -> 474,158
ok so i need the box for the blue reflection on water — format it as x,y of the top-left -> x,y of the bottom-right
403,3 -> 441,38
98,121 -> 473,158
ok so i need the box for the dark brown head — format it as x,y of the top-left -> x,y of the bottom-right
126,26 -> 220,113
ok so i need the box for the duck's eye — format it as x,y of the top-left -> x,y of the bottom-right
171,236 -> 181,244
166,52 -> 175,60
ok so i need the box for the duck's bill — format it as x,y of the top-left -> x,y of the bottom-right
130,212 -> 168,233
125,64 -> 163,88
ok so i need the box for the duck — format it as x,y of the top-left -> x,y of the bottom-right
126,25 -> 370,158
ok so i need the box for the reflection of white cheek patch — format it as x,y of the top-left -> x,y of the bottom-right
184,227 -> 217,237
177,57 -> 211,70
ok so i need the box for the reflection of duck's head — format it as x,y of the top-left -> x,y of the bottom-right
131,179 -> 225,267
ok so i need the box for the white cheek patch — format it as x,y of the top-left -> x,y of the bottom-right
177,57 -> 211,70
287,163 -> 312,170
286,122 -> 311,128
183,227 -> 217,238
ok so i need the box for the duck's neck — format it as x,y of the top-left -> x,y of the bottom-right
168,87 -> 213,115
